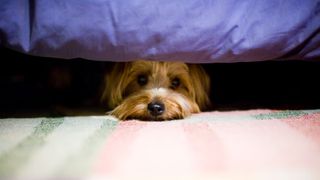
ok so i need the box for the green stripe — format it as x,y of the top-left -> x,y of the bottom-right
253,110 -> 307,120
55,118 -> 117,177
0,118 -> 64,176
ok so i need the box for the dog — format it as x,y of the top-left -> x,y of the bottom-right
101,60 -> 211,121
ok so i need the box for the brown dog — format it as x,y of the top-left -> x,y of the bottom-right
101,60 -> 211,120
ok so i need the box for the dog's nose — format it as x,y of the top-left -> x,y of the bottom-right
147,102 -> 165,116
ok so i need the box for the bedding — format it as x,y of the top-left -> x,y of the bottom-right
1,0 -> 319,63
1,109 -> 320,179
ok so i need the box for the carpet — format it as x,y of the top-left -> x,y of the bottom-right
1,109 -> 320,179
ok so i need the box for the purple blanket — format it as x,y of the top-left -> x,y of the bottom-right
1,0 -> 319,62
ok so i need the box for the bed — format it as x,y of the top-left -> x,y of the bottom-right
1,0 -> 319,62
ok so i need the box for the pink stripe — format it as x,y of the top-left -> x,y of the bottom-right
282,112 -> 320,146
93,121 -> 204,177
93,120 -> 147,176
121,122 -> 195,176
182,122 -> 226,172
208,119 -> 320,171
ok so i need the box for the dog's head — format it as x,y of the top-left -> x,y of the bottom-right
101,60 -> 210,120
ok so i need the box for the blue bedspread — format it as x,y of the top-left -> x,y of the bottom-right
1,0 -> 319,62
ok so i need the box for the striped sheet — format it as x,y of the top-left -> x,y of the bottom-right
0,110 -> 320,180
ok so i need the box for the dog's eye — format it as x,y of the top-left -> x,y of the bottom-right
170,77 -> 180,89
137,74 -> 148,86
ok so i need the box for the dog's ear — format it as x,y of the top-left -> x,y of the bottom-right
188,64 -> 211,110
101,62 -> 130,109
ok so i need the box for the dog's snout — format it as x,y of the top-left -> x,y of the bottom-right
147,102 -> 165,116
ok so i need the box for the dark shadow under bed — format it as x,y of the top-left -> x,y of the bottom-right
1,47 -> 320,118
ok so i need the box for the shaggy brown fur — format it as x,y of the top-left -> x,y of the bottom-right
101,60 -> 211,120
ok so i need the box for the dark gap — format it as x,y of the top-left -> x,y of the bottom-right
1,47 -> 320,118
